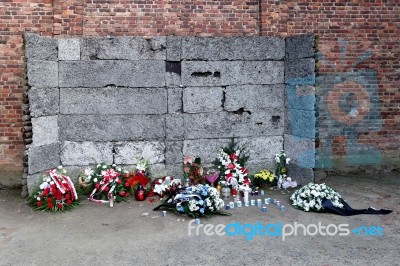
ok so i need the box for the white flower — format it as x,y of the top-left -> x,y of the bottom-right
37,197 -> 41,201
62,169 -> 67,174
96,164 -> 101,168
39,182 -> 48,190
46,178 -> 51,182
50,181 -> 55,185
93,178 -> 98,183
57,165 -> 63,170
286,158 -> 290,164
102,165 -> 107,169
275,155 -> 280,163
117,167 -> 121,172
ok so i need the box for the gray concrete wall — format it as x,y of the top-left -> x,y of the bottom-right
24,34 -> 315,193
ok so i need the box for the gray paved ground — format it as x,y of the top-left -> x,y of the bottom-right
0,174 -> 399,266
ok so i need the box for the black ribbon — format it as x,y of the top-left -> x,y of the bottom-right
322,198 -> 392,216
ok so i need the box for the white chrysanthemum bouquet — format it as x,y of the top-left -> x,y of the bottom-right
290,183 -> 344,212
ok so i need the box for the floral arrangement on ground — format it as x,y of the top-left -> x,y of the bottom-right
154,184 -> 229,218
290,183 -> 344,212
28,167 -> 80,212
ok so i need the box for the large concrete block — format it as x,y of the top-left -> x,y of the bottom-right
285,58 -> 315,85
166,115 -> 184,140
61,141 -> 113,166
237,136 -> 284,168
28,143 -> 60,174
289,110 -> 316,139
80,37 -> 166,60
165,141 -> 183,164
31,116 -> 58,147
58,115 -> 165,141
286,84 -> 315,111
166,36 -> 181,61
287,163 -> 314,185
181,61 -> 284,86
114,141 -> 165,165
224,85 -> 285,112
29,88 -> 59,117
59,60 -> 165,88
60,87 -> 167,115
284,134 -> 315,168
167,88 -> 182,113
27,172 -> 43,194
183,111 -> 284,139
181,37 -> 285,61
165,164 -> 184,179
183,87 -> 223,113
183,138 -> 230,164
58,38 -> 80,60
27,61 -> 58,87
24,33 -> 58,61
285,34 -> 315,59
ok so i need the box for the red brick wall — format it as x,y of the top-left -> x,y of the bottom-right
0,0 -> 399,185
264,1 -> 399,168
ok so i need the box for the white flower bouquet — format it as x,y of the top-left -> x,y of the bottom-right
290,183 -> 344,212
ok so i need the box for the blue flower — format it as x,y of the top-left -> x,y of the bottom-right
177,206 -> 184,212
198,200 -> 204,206
200,208 -> 204,214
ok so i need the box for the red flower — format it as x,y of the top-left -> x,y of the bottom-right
227,163 -> 235,170
65,194 -> 71,200
42,188 -> 50,196
125,192 -> 130,197
229,153 -> 238,161
95,183 -> 100,189
125,182 -> 130,187
47,202 -> 54,209
117,179 -> 122,184
66,200 -> 72,205
104,186 -> 109,192
241,167 -> 248,174
119,191 -> 125,197
37,201 -> 42,207
47,197 -> 53,203
57,203 -> 63,209
56,194 -> 63,201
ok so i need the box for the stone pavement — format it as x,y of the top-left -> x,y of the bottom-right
0,174 -> 399,266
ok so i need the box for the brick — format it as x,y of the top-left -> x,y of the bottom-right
182,37 -> 285,60
31,116 -> 58,147
224,85 -> 285,112
80,37 -> 166,60
286,34 -> 315,59
285,58 -> 315,85
114,141 -> 165,165
59,60 -> 165,88
58,115 -> 165,141
28,88 -> 59,117
167,88 -> 182,114
182,61 -> 284,86
27,61 -> 58,87
28,143 -> 60,174
58,38 -> 80,60
183,87 -> 223,113
60,87 -> 167,115
165,141 -> 183,165
61,141 -> 113,166
184,111 -> 284,139
24,32 -> 58,61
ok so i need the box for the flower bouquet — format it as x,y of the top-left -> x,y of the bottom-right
154,184 -> 228,218
183,156 -> 205,185
275,150 -> 297,190
148,176 -> 182,198
290,183 -> 344,212
252,169 -> 276,189
28,167 -> 80,212
83,163 -> 130,207
124,161 -> 152,192
214,139 -> 250,191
